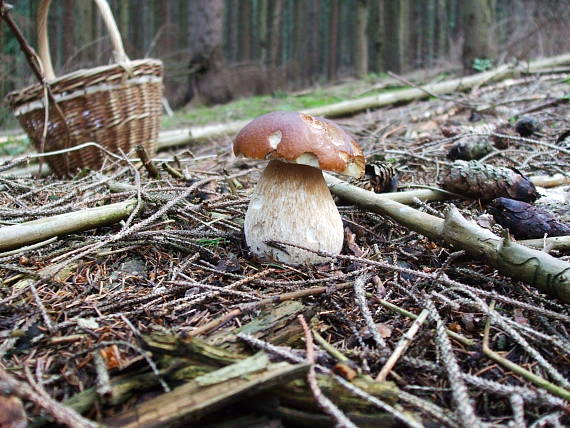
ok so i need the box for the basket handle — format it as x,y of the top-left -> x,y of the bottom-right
37,0 -> 130,81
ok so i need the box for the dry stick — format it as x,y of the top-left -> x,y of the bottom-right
424,297 -> 484,428
463,373 -> 566,408
376,298 -> 474,346
29,280 -> 54,333
0,367 -> 98,428
162,162 -> 186,180
298,315 -> 358,428
482,302 -> 570,402
375,309 -> 429,382
312,330 -> 350,363
135,144 -> 160,179
510,394 -> 526,428
353,274 -> 388,351
188,273 -> 355,337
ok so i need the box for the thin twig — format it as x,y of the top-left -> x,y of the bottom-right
376,308 -> 429,382
298,315 -> 357,428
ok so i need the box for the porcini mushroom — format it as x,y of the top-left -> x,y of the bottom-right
234,111 -> 365,265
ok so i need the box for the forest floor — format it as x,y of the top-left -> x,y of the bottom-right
0,70 -> 569,427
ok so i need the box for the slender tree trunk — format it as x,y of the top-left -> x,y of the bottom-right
238,0 -> 252,61
307,0 -> 321,81
292,0 -> 306,85
118,0 -> 129,47
355,0 -> 369,78
157,1 -> 171,58
373,0 -> 384,73
61,0 -> 74,71
436,0 -> 449,60
258,0 -> 268,65
384,0 -> 409,72
76,1 -> 94,65
462,0 -> 496,72
269,0 -> 283,68
328,0 -> 339,80
425,0 -> 436,66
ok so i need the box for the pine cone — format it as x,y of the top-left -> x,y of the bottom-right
441,160 -> 539,202
447,136 -> 493,160
488,197 -> 570,239
350,161 -> 398,193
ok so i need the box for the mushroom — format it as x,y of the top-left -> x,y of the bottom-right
234,111 -> 365,265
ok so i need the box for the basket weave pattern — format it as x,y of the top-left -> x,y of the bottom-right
5,0 -> 163,176
7,61 -> 163,176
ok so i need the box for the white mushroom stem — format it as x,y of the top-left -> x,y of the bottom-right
244,160 -> 344,265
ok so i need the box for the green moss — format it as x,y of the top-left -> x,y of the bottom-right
0,135 -> 30,156
161,79 -> 406,130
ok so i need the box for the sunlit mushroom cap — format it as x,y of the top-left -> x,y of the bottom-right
234,111 -> 365,178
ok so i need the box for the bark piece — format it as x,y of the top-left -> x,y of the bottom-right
105,360 -> 309,428
441,160 -> 539,202
488,197 -> 570,240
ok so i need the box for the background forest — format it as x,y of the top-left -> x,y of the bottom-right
1,0 -> 570,129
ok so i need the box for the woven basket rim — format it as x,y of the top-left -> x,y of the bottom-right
6,58 -> 163,104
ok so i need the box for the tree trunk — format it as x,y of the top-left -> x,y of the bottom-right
425,0 -> 436,66
292,0 -> 306,85
436,0 -> 449,60
258,0 -> 268,65
373,0 -> 384,73
462,0 -> 496,73
76,1 -> 94,65
117,0 -> 129,48
384,0 -> 410,72
238,0 -> 252,61
307,0 -> 321,81
269,0 -> 283,68
157,1 -> 172,58
354,0 -> 369,78
328,0 -> 339,80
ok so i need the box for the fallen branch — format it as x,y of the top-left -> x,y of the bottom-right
155,54 -> 570,148
519,235 -> 570,251
325,174 -> 570,303
0,200 -> 138,251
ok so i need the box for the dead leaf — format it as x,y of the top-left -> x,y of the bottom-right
376,323 -> 392,338
100,345 -> 122,370
344,227 -> 364,257
513,309 -> 528,325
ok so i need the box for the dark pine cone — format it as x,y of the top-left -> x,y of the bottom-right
515,116 -> 541,137
350,161 -> 399,193
488,197 -> 570,239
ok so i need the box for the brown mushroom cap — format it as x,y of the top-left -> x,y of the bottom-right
234,111 -> 365,177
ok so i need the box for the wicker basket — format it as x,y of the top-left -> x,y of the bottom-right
6,0 -> 163,176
